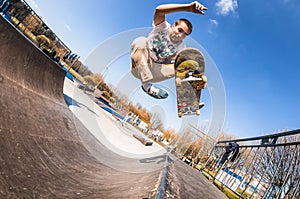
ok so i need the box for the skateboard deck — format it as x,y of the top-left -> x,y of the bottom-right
174,48 -> 205,118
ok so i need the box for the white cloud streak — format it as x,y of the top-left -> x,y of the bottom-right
216,0 -> 238,15
208,19 -> 218,34
64,24 -> 72,32
210,19 -> 219,27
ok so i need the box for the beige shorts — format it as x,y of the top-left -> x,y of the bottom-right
130,36 -> 175,84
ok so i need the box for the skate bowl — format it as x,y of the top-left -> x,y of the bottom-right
0,16 -> 163,198
0,16 -> 226,198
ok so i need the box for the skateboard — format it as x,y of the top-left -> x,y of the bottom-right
174,48 -> 206,118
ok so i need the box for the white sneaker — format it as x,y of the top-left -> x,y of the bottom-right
142,84 -> 168,99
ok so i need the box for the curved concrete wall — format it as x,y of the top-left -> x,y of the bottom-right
0,17 -> 65,101
0,16 -> 160,198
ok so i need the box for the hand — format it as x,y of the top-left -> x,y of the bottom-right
189,1 -> 208,15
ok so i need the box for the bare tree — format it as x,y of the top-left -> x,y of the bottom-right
150,111 -> 163,130
243,135 -> 300,198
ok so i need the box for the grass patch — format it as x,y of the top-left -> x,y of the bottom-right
201,170 -> 252,199
213,180 -> 241,199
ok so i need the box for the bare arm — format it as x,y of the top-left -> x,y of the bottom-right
154,1 -> 207,26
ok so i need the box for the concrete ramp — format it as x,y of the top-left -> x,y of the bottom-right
0,16 -> 161,198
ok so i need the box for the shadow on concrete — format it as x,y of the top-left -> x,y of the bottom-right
64,94 -> 98,116
139,155 -> 170,164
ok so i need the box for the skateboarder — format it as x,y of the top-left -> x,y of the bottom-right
130,1 -> 208,99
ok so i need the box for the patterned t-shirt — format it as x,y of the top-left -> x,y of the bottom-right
147,21 -> 185,64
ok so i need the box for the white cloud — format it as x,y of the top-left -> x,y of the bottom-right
216,0 -> 238,15
210,19 -> 219,27
208,19 -> 218,34
64,24 -> 72,32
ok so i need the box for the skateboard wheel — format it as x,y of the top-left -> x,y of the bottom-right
200,75 -> 207,89
196,110 -> 200,116
176,78 -> 181,86
201,74 -> 207,82
178,112 -> 182,118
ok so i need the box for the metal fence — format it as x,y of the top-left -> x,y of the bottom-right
1,0 -> 78,67
199,129 -> 300,199
168,124 -> 217,165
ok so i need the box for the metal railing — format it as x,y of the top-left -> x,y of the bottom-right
1,0 -> 77,67
200,129 -> 300,199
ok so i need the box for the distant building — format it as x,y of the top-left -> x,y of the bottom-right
124,112 -> 149,133
151,129 -> 164,141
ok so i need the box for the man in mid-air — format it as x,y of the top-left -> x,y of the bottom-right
130,1 -> 208,99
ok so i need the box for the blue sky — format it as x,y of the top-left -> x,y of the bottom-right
26,0 -> 300,138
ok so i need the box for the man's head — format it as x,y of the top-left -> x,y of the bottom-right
169,18 -> 193,43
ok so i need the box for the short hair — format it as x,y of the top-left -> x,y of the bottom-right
175,18 -> 193,35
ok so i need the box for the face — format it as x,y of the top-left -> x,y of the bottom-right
169,21 -> 190,43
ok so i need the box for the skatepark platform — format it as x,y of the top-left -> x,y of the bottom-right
0,16 -> 226,198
